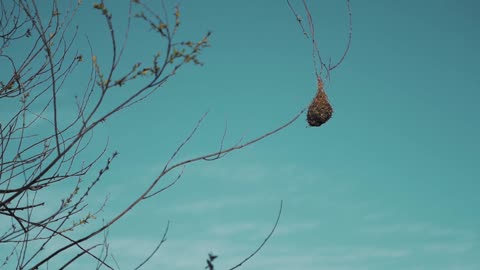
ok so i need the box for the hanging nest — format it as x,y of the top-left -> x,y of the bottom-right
306,78 -> 333,127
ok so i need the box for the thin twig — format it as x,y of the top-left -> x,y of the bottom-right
134,221 -> 170,270
228,201 -> 283,270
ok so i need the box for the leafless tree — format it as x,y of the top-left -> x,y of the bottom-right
0,0 -> 350,269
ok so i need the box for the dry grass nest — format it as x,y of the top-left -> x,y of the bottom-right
306,79 -> 333,127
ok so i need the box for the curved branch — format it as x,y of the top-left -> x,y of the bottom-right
228,200 -> 283,270
134,221 -> 170,270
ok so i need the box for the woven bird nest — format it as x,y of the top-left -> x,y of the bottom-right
307,78 -> 333,127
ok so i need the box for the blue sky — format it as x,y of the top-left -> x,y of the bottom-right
2,0 -> 479,269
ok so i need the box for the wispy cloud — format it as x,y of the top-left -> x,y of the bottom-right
164,195 -> 262,214
191,161 -> 299,184
422,242 -> 476,254
208,222 -> 259,237
275,221 -> 320,235
205,220 -> 321,238
361,221 -> 478,239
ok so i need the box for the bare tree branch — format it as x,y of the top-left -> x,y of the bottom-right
228,201 -> 283,270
